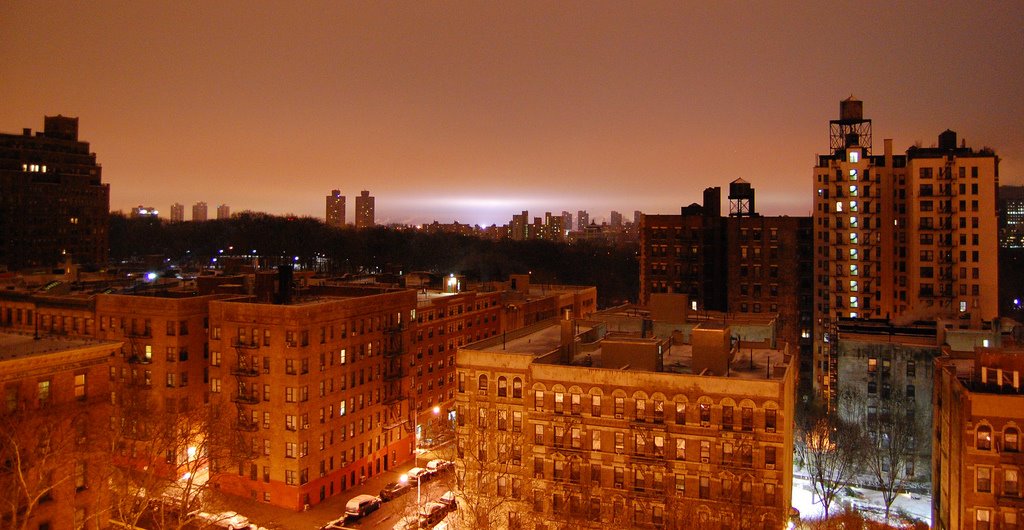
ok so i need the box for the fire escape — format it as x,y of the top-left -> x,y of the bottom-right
230,338 -> 261,436
627,406 -> 669,528
382,317 -> 410,435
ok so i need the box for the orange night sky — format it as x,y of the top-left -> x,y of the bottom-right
2,1 -> 1022,225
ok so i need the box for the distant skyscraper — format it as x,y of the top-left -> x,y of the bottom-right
170,203 -> 184,223
999,185 -> 1024,248
633,210 -> 643,225
192,202 -> 208,222
0,115 -> 109,270
354,190 -> 374,228
326,189 -> 346,227
577,210 -> 589,229
216,204 -> 230,220
561,210 -> 572,232
610,210 -> 623,228
510,211 -> 529,240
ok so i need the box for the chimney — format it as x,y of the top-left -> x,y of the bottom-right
560,310 -> 574,364
277,265 -> 293,305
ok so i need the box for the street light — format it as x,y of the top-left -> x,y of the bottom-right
399,472 -> 421,506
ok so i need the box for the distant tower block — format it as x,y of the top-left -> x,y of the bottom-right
728,178 -> 756,217
829,96 -> 873,155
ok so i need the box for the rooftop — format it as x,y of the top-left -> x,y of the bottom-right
0,332 -> 117,362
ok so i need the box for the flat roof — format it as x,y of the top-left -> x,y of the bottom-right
0,332 -> 116,362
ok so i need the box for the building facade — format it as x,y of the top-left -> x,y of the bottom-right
217,204 -> 231,220
0,332 -> 119,530
454,316 -> 794,529
812,98 -> 1000,406
0,115 -> 109,270
326,189 -> 345,228
206,284 -> 417,510
933,350 -> 1024,530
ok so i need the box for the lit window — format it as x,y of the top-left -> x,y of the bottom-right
850,216 -> 858,228
849,185 -> 859,197
850,248 -> 859,260
849,281 -> 858,292
850,233 -> 859,244
849,201 -> 858,212
836,201 -> 844,212
849,151 -> 860,163
849,296 -> 858,308
960,301 -> 967,312
850,265 -> 859,276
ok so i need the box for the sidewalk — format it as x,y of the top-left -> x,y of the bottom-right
212,447 -> 452,529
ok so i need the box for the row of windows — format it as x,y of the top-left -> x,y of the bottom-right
976,425 -> 1020,452
4,375 -> 88,410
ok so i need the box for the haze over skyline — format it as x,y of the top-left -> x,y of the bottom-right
3,1 -> 1022,226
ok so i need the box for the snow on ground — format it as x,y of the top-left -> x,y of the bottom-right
792,477 -> 932,527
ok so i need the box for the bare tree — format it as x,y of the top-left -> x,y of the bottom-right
796,415 -> 865,520
0,395 -> 108,530
443,413 -> 541,529
842,386 -> 922,522
107,383 -> 242,530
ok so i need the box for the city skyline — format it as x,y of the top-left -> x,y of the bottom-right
2,2 -> 1022,226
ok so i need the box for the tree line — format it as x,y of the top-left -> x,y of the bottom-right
109,213 -> 638,308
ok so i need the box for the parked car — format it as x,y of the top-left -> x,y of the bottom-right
419,501 -> 448,528
193,511 -> 252,530
344,494 -> 382,519
319,515 -> 348,530
426,459 -> 453,473
407,466 -> 434,482
437,490 -> 458,511
380,480 -> 412,501
392,515 -> 420,530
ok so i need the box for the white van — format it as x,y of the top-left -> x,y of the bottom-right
344,494 -> 382,519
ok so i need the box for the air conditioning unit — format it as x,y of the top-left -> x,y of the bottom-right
766,464 -> 775,470
700,457 -> 709,463
615,413 -> 624,419
302,423 -> 310,430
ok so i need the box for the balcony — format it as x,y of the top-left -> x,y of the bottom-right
384,369 -> 404,382
231,393 -> 259,405
127,354 -> 152,365
230,365 -> 259,377
233,340 -> 259,349
383,392 -> 405,405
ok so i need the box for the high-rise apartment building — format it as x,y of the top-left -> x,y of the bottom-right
0,115 -> 109,270
355,190 -> 374,228
933,350 -> 1024,530
192,202 -> 208,222
217,204 -> 230,220
577,210 -> 590,230
170,203 -> 185,223
326,190 -> 346,227
812,98 -> 1000,405
562,211 -> 573,232
454,305 -> 794,528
